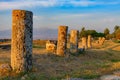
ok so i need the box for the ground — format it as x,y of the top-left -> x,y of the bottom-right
0,40 -> 120,80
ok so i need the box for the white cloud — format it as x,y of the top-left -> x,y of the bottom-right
0,0 -> 57,10
0,0 -> 120,10
70,0 -> 96,7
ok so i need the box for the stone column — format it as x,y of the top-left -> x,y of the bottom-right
11,10 -> 33,72
82,37 -> 87,49
70,30 -> 78,53
87,35 -> 92,48
98,37 -> 105,45
100,37 -> 105,45
56,26 -> 68,56
98,37 -> 102,44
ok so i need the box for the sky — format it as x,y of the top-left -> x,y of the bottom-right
0,0 -> 120,39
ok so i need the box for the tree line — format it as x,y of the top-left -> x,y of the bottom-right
79,25 -> 120,40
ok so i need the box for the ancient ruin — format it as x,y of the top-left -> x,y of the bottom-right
70,30 -> 79,53
46,40 -> 56,53
56,26 -> 68,56
98,37 -> 105,45
82,37 -> 87,49
11,10 -> 33,72
100,37 -> 105,45
87,35 -> 92,48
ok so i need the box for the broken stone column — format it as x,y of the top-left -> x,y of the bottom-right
100,37 -> 105,45
82,37 -> 87,49
98,37 -> 105,45
56,26 -> 68,56
11,10 -> 33,72
70,30 -> 79,53
46,40 -> 56,53
87,35 -> 92,48
98,37 -> 102,43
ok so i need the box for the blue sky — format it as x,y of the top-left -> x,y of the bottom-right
0,0 -> 120,39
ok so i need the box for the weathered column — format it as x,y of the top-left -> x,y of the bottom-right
100,37 -> 105,45
11,10 -> 33,72
70,30 -> 78,53
46,40 -> 56,53
82,37 -> 87,49
98,37 -> 105,45
56,26 -> 68,56
98,37 -> 102,44
87,35 -> 92,48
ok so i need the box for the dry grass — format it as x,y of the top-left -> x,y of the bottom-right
0,40 -> 120,80
112,46 -> 120,51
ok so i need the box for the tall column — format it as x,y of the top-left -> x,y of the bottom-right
82,37 -> 87,49
70,30 -> 78,53
11,10 -> 33,72
56,26 -> 68,56
87,35 -> 92,48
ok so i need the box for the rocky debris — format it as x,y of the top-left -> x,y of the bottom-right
100,75 -> 120,80
21,74 -> 28,80
113,70 -> 120,76
0,63 -> 12,76
46,40 -> 56,53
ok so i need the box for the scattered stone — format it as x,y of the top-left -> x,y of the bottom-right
113,70 -> 120,76
0,64 -> 12,76
98,37 -> 105,45
100,75 -> 120,80
46,40 -> 56,53
21,74 -> 28,80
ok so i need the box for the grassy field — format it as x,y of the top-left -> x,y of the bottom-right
0,40 -> 120,80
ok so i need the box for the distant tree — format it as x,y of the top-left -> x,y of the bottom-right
115,28 -> 120,39
81,27 -> 85,31
79,27 -> 87,38
114,25 -> 120,32
106,34 -> 113,40
96,32 -> 105,37
85,30 -> 97,37
112,25 -> 120,38
104,28 -> 110,36
104,28 -> 110,39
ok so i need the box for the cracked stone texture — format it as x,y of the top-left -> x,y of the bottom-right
98,37 -> 105,45
87,35 -> 92,48
46,40 -> 56,53
11,10 -> 33,72
82,37 -> 87,49
57,26 -> 68,56
70,30 -> 79,53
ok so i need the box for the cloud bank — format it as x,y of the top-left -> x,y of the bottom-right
0,0 -> 120,10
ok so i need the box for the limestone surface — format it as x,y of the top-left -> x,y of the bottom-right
87,35 -> 92,48
82,37 -> 87,49
70,30 -> 79,53
11,10 -> 33,72
56,26 -> 68,56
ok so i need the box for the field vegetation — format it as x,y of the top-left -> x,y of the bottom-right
0,40 -> 120,80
